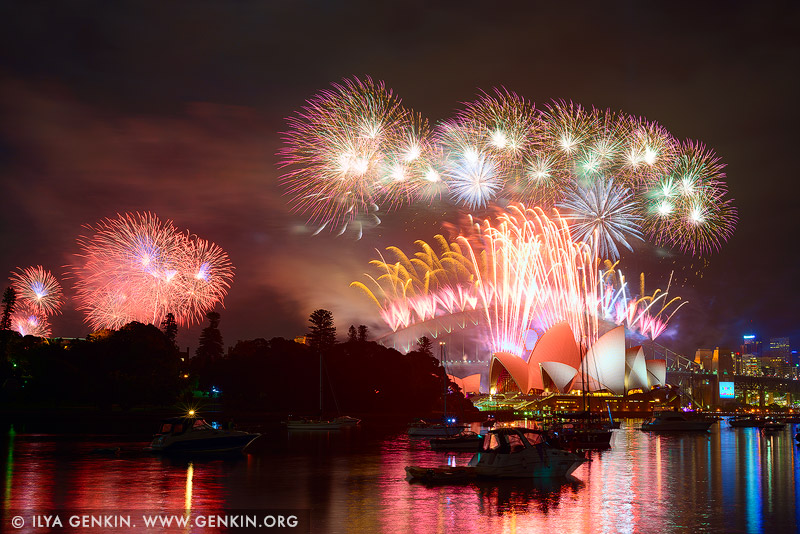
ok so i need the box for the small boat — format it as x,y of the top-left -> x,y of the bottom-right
333,415 -> 361,426
429,431 -> 483,451
286,416 -> 360,430
760,418 -> 786,432
546,410 -> 615,450
549,414 -> 613,450
553,424 -> 613,449
404,465 -> 477,483
406,427 -> 586,481
728,416 -> 765,428
148,416 -> 260,454
641,411 -> 715,431
407,419 -> 467,437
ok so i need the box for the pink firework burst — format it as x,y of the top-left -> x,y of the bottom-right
71,212 -> 234,331
10,304 -> 51,337
10,265 -> 64,317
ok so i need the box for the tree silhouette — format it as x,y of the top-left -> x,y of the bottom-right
417,336 -> 433,357
0,287 -> 17,367
347,325 -> 357,343
1,287 -> 16,331
161,312 -> 178,349
307,309 -> 336,350
196,311 -> 224,361
357,324 -> 369,342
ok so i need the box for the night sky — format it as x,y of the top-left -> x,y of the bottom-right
1,2 -> 798,357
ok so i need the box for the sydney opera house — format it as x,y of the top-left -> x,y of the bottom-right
450,321 -> 667,397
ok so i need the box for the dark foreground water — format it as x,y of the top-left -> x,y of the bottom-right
2,419 -> 799,533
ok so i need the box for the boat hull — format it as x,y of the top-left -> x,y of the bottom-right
405,466 -> 476,483
641,421 -> 714,431
408,425 -> 466,437
557,429 -> 612,450
429,433 -> 482,451
287,421 -> 346,430
149,433 -> 259,454
468,448 -> 584,478
729,419 -> 763,428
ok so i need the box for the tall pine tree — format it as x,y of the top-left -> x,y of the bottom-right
347,325 -> 357,343
161,312 -> 178,350
196,311 -> 224,361
307,309 -> 336,351
1,287 -> 16,331
417,336 -> 433,357
357,324 -> 369,342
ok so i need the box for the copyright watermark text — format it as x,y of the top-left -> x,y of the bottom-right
5,510 -> 309,532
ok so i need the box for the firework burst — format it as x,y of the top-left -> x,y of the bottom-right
10,304 -> 51,337
556,178 -> 644,261
280,78 -> 736,256
599,264 -> 687,340
278,76 -> 434,237
71,212 -> 234,331
641,141 -> 737,255
354,204 -> 601,357
10,266 -> 64,317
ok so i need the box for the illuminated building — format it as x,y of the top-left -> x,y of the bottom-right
488,322 -> 666,395
741,334 -> 762,357
768,337 -> 791,377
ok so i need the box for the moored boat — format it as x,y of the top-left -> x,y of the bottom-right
728,416 -> 765,428
148,416 -> 260,454
333,415 -> 361,426
429,431 -> 483,451
760,418 -> 786,432
551,423 -> 613,449
407,419 -> 467,437
640,411 -> 715,431
404,466 -> 476,483
286,415 -> 360,430
406,427 -> 586,481
548,413 -> 613,450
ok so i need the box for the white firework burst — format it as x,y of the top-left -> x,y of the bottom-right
442,148 -> 503,209
556,178 -> 644,260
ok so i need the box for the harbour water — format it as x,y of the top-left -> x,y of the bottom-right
2,419 -> 799,533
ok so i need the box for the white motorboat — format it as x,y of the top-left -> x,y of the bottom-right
406,427 -> 586,481
148,416 -> 260,454
640,411 -> 715,431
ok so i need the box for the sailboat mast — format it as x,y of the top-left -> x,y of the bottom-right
440,342 -> 447,422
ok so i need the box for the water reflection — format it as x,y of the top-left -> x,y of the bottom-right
1,421 -> 799,533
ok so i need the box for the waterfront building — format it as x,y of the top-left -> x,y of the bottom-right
488,322 -> 666,396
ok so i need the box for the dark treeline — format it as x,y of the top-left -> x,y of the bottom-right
195,335 -> 476,418
0,309 -> 476,419
0,322 -> 180,409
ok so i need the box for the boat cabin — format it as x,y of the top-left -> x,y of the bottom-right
480,428 -> 556,454
156,417 -> 214,436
